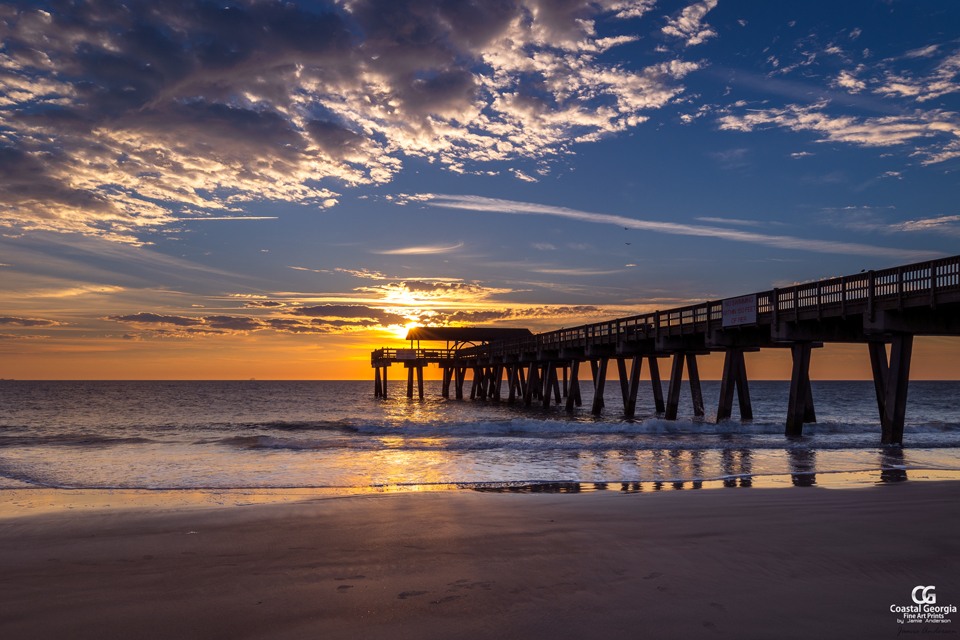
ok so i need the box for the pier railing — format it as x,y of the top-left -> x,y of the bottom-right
371,347 -> 456,364
453,255 -> 960,359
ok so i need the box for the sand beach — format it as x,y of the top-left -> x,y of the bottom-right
2,482 -> 959,640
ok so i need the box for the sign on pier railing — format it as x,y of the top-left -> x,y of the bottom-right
722,294 -> 757,327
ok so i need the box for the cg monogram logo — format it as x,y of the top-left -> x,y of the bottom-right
913,586 -> 937,605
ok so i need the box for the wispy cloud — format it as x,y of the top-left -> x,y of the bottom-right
418,194 -> 940,260
374,242 -> 464,256
177,217 -> 279,222
718,101 -> 960,165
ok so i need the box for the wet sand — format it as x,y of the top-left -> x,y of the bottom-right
1,483 -> 959,640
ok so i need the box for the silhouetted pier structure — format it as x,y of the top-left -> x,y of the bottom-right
371,255 -> 960,445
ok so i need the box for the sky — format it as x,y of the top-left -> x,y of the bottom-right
1,0 -> 959,380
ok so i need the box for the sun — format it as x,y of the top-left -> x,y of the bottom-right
391,322 -> 419,341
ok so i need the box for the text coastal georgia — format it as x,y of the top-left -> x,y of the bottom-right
890,604 -> 958,615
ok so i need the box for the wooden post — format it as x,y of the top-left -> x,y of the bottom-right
566,360 -> 581,412
406,365 -> 414,399
454,366 -> 465,400
562,366 -> 568,398
716,350 -> 753,421
507,364 -> 518,402
542,362 -> 555,408
624,356 -> 642,418
786,343 -> 813,436
648,356 -> 665,413
416,365 -> 424,400
734,351 -> 753,421
616,358 -> 630,411
868,342 -> 889,422
882,335 -> 913,445
591,358 -> 608,415
382,366 -> 388,397
717,351 -> 736,421
374,366 -> 383,398
441,366 -> 452,399
686,354 -> 704,418
665,353 -> 684,420
492,364 -> 503,402
524,363 -> 536,406
552,365 -> 562,404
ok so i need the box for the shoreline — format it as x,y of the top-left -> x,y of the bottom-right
4,468 -> 960,520
2,482 -> 959,639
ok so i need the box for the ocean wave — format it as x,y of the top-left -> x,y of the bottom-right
0,434 -> 156,448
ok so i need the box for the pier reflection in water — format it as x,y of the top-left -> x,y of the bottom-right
789,449 -> 817,487
472,448 -> 915,493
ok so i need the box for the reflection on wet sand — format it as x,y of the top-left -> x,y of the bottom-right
721,448 -> 753,488
880,447 -> 908,483
789,448 -> 817,487
470,447 -> 921,493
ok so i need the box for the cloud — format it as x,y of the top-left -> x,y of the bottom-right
511,168 -> 539,183
374,242 -> 464,255
290,305 -> 409,325
891,214 -> 960,237
0,316 -> 63,327
662,0 -> 718,47
417,193 -> 941,260
873,50 -> 960,103
717,101 -> 960,164
818,207 -> 960,238
0,0 -> 699,243
106,306 -> 412,336
354,280 -> 512,303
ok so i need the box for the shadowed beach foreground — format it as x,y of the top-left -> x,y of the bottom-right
2,484 -> 959,639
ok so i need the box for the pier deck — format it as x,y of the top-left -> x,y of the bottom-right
371,255 -> 960,444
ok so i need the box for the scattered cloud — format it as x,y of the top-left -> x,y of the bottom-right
662,0 -> 718,47
819,207 -> 960,238
717,101 -> 960,165
417,193 -> 941,260
0,316 -> 63,327
0,0 -> 701,243
511,169 -> 539,183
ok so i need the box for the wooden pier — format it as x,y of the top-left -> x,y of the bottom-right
371,255 -> 960,445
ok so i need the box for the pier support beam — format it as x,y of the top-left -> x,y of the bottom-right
454,366 -> 466,400
665,353 -> 705,420
717,350 -> 753,422
648,356 -> 665,414
565,360 -> 582,411
524,363 -> 541,406
617,357 -> 643,418
405,364 -> 424,400
590,358 -> 608,415
374,366 -> 383,398
491,365 -> 504,402
441,366 -> 452,399
507,364 -> 519,402
538,362 -> 561,407
786,344 -> 816,436
869,336 -> 913,445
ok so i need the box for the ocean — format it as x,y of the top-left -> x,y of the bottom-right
1,380 -> 959,492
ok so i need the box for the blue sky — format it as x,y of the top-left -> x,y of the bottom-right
1,0 -> 959,378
